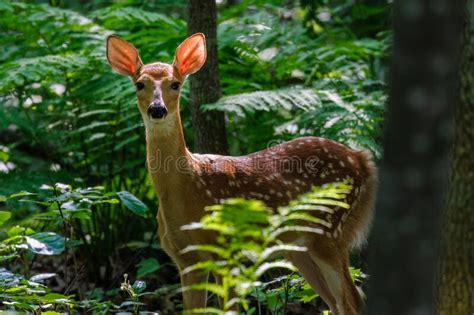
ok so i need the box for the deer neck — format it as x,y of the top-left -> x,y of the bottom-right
145,111 -> 195,198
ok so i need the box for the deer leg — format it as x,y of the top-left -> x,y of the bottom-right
341,259 -> 365,313
180,269 -> 209,312
307,249 -> 361,315
285,251 -> 337,312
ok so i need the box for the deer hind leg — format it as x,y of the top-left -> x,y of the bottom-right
180,269 -> 209,312
285,251 -> 338,312
307,247 -> 362,315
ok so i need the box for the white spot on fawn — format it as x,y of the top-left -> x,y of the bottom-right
206,190 -> 212,197
339,161 -> 345,167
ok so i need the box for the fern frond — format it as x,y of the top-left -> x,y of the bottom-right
204,88 -> 320,117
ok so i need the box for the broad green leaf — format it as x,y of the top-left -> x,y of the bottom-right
136,258 -> 161,278
26,232 -> 65,255
117,191 -> 148,217
0,211 -> 11,226
131,280 -> 146,294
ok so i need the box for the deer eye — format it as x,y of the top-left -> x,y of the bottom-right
135,82 -> 145,91
170,82 -> 181,90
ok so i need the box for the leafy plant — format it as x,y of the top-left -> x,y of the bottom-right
0,183 -> 149,313
0,268 -> 75,313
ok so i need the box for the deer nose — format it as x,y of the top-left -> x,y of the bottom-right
147,103 -> 168,119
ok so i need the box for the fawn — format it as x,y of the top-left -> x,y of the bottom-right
106,33 -> 377,315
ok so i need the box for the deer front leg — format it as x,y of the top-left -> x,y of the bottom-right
180,268 -> 209,312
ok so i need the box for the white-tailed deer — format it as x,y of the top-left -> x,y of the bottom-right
106,33 -> 377,315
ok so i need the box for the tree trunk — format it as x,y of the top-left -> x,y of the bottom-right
187,0 -> 229,154
367,1 -> 464,315
436,3 -> 474,314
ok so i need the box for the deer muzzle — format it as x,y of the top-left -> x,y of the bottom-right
147,102 -> 168,119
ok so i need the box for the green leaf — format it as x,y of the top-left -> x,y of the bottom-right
26,232 -> 65,255
0,211 -> 11,226
255,261 -> 297,277
8,225 -> 35,237
132,280 -> 146,294
9,191 -> 36,199
117,191 -> 148,217
29,273 -> 56,282
185,282 -> 226,298
136,258 -> 161,278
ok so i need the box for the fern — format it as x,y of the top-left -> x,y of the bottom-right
205,87 -> 385,158
204,88 -> 321,116
0,54 -> 89,92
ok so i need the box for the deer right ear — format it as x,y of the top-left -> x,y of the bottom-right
173,33 -> 207,78
106,35 -> 143,77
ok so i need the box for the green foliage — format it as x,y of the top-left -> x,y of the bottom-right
0,268 -> 75,313
205,87 -> 385,158
215,3 -> 389,156
117,191 -> 149,217
0,183 -> 151,313
136,258 -> 162,279
182,181 -> 354,313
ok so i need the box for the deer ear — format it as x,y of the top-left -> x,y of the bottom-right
106,35 -> 143,77
173,33 -> 207,78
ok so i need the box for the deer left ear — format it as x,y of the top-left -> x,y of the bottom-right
173,33 -> 207,78
106,35 -> 143,77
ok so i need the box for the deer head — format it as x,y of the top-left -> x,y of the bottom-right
106,33 -> 207,131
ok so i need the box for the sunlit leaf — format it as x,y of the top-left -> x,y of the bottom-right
26,232 -> 65,255
0,211 -> 11,226
117,191 -> 148,217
